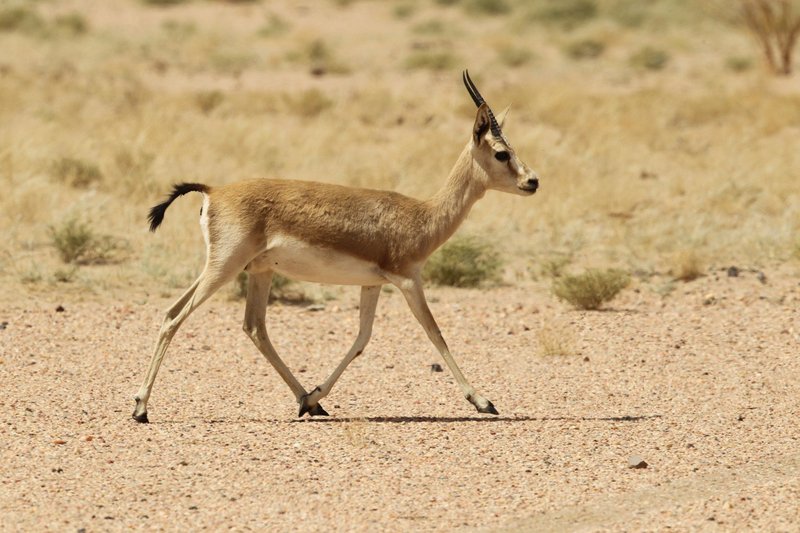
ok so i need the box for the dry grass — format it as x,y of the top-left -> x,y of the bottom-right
671,249 -> 705,282
553,269 -> 630,310
537,320 -> 578,356
0,0 -> 798,300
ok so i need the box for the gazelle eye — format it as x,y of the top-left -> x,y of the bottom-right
494,151 -> 510,162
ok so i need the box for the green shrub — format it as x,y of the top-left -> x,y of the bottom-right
534,0 -> 597,28
565,38 -> 605,60
50,157 -> 103,189
49,217 -> 118,264
552,268 -> 629,310
424,236 -> 502,287
630,46 -> 670,71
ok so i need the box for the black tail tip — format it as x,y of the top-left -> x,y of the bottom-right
147,182 -> 208,232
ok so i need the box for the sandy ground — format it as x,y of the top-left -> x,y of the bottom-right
1,268 -> 799,531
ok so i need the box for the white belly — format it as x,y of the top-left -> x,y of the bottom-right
246,234 -> 387,286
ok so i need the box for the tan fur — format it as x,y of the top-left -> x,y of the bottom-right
133,88 -> 539,422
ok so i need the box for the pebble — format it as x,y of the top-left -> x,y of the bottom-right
628,456 -> 648,469
430,363 -> 443,372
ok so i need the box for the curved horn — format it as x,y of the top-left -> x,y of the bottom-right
463,70 -> 484,107
462,70 -> 504,140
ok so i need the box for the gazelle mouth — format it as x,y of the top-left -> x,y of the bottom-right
518,184 -> 538,194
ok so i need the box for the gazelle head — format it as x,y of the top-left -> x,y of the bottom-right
463,70 -> 539,196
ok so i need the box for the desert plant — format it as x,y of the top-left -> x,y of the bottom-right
394,3 -> 417,18
537,322 -> 577,356
565,38 -> 605,59
194,90 -> 224,114
405,50 -> 459,71
49,217 -> 118,264
725,55 -> 755,71
0,6 -> 45,34
497,45 -> 533,67
53,13 -> 89,36
671,250 -> 705,282
630,46 -> 670,70
552,268 -> 630,310
257,13 -> 289,37
465,0 -> 511,16
231,272 -> 309,303
284,88 -> 333,117
50,157 -> 103,189
412,19 -> 446,34
140,0 -> 189,6
740,0 -> 800,75
424,236 -> 501,287
533,0 -> 597,28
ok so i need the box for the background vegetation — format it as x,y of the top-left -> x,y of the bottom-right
0,0 -> 798,301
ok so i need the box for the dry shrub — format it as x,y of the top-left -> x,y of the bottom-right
284,88 -> 333,118
553,269 -> 630,310
194,90 -> 224,114
537,254 -> 572,280
465,0 -> 511,16
290,38 -> 350,75
50,157 -> 103,189
424,236 -> 501,288
740,0 -> 800,75
49,218 -> 119,265
257,13 -> 289,38
405,50 -> 460,71
537,321 -> 577,356
671,250 -> 705,282
140,0 -> 188,6
497,45 -> 533,67
53,13 -> 89,36
565,38 -> 605,60
0,6 -> 45,34
726,55 -> 755,71
230,272 -> 310,304
630,46 -> 670,70
532,0 -> 597,28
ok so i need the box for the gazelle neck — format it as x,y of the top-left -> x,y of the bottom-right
424,144 -> 487,255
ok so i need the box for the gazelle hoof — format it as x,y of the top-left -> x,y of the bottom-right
298,397 -> 329,417
132,410 -> 149,423
476,401 -> 499,416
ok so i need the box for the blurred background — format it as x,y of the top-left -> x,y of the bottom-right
0,0 -> 798,302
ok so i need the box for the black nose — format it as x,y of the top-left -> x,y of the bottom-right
524,177 -> 538,191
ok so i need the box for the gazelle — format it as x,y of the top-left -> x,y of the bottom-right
132,71 -> 538,423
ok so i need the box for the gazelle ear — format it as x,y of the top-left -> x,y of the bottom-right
473,103 -> 491,146
495,105 -> 511,128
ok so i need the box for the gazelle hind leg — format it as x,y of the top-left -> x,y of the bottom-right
300,285 -> 381,416
395,274 -> 498,415
242,271 -> 326,416
133,253 -> 250,423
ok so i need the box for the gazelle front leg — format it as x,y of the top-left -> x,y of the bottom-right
299,285 -> 381,416
394,274 -> 498,415
243,271 -> 327,416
